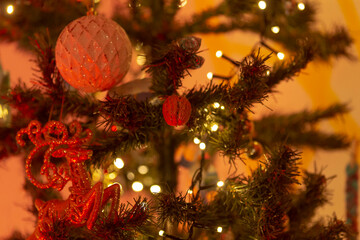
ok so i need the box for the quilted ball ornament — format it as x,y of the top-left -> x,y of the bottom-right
55,15 -> 132,93
162,95 -> 192,126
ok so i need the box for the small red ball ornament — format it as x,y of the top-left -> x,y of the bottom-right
111,125 -> 117,132
162,95 -> 192,126
55,15 -> 132,93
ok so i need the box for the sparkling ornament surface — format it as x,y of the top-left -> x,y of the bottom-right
179,36 -> 201,53
246,141 -> 263,159
55,15 -> 132,93
162,95 -> 192,126
17,120 -> 121,239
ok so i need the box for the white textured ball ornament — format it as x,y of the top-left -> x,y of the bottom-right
55,15 -> 132,93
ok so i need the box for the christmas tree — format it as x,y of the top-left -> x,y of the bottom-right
0,0 -> 356,239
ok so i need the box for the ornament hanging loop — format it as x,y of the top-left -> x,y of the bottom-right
86,0 -> 97,16
87,7 -> 97,16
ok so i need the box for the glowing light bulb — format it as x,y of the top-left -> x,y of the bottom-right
143,176 -> 153,186
150,185 -> 161,194
178,0 -> 187,7
127,172 -> 135,180
217,181 -> 224,187
135,42 -> 143,51
114,158 -> 124,169
4,107 -> 8,118
132,181 -> 144,192
138,165 -> 149,175
204,108 -> 208,112
213,102 -> 220,108
277,52 -> 285,60
207,72 -> 214,80
136,55 -> 146,66
6,5 -> 14,14
258,1 -> 266,10
298,2 -> 305,10
271,26 -> 280,34
220,105 -> 225,110
199,142 -> 206,150
108,172 -> 117,180
193,137 -> 201,144
266,70 -> 270,76
92,169 -> 102,182
159,230 -> 165,236
211,124 -> 219,132
217,226 -> 223,233
216,50 -> 223,58
187,189 -> 193,194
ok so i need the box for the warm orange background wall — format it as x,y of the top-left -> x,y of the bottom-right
0,0 -> 360,238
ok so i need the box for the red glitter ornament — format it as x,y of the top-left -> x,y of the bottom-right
17,120 -> 121,239
55,15 -> 132,93
162,95 -> 192,126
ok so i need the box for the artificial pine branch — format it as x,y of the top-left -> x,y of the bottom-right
288,171 -> 331,233
0,1 -> 355,239
266,41 -> 315,88
254,103 -> 350,150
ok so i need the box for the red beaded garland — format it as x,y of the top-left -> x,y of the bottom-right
162,95 -> 192,126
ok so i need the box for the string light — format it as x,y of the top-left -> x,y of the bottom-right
207,72 -> 214,80
271,26 -> 280,34
204,108 -> 209,112
132,181 -> 144,192
258,1 -> 266,10
6,5 -> 14,14
114,158 -> 124,169
92,169 -> 102,182
127,172 -> 135,180
159,230 -> 165,236
217,226 -> 223,233
187,189 -> 193,194
217,181 -> 224,187
298,2 -> 305,11
216,50 -> 223,58
0,105 -> 5,118
143,176 -> 153,186
211,123 -> 219,132
220,105 -> 225,110
266,70 -> 270,76
193,137 -> 201,144
277,52 -> 285,60
108,172 -> 117,180
136,55 -> 146,65
213,102 -> 220,108
150,185 -> 161,194
199,142 -> 206,150
138,165 -> 149,175
178,0 -> 187,7
135,41 -> 143,51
